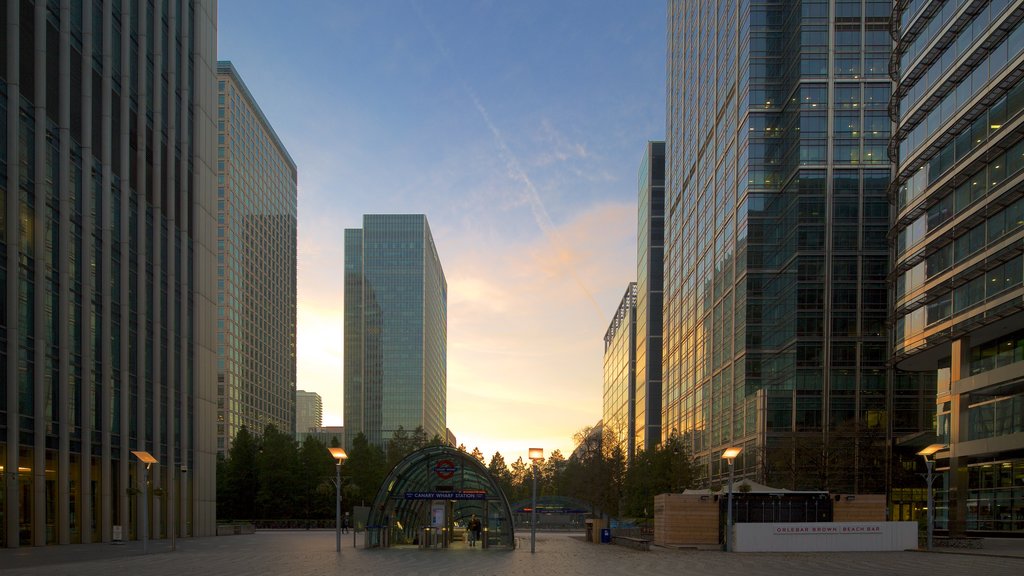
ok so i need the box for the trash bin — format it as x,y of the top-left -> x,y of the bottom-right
600,528 -> 611,544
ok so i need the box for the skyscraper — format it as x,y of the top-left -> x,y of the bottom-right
215,62 -> 297,455
1,0 -> 219,546
604,283 -> 637,461
295,390 -> 323,435
663,0 -> 902,492
636,141 -> 665,453
343,215 -> 447,449
891,0 -> 1024,534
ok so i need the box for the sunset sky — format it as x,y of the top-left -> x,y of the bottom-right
218,0 -> 667,462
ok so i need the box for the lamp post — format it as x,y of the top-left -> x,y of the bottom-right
917,444 -> 944,551
329,447 -> 348,552
131,450 -> 158,554
528,448 -> 544,554
721,447 -> 742,552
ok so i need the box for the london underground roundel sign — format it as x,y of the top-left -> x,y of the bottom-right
434,459 -> 457,479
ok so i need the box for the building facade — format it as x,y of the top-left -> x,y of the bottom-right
891,0 -> 1024,534
1,0 -> 220,546
295,390 -> 322,436
636,141 -> 665,453
664,0 -> 910,492
297,426 -> 343,447
603,283 -> 637,461
343,215 -> 447,450
215,62 -> 297,455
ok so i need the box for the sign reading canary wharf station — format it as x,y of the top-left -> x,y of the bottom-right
404,491 -> 486,500
734,522 -> 917,552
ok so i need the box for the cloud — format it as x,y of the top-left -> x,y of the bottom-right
443,200 -> 637,460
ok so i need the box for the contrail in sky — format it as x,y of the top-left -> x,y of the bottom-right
412,1 -> 604,318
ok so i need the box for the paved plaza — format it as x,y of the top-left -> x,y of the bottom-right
0,531 -> 1021,576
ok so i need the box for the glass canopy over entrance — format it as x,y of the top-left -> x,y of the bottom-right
365,445 -> 515,549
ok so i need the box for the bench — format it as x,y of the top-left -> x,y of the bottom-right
612,535 -> 652,551
933,536 -> 983,549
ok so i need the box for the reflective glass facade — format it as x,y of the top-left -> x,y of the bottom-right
0,0 -> 219,547
636,141 -> 665,454
664,0 -> 906,491
344,215 -> 447,450
295,390 -> 322,435
215,62 -> 297,455
603,283 -> 637,461
891,0 -> 1024,534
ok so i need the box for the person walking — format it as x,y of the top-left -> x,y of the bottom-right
468,514 -> 482,547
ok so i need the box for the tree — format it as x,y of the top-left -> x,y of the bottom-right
509,457 -> 530,502
488,452 -> 512,497
470,447 -> 485,463
219,425 -> 260,520
257,424 -> 299,518
346,432 -> 387,506
297,436 -> 335,520
386,426 -> 414,469
541,449 -> 567,496
621,433 -> 700,517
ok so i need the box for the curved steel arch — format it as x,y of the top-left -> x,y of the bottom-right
365,445 -> 515,549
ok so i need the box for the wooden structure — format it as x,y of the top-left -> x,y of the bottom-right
653,493 -> 720,545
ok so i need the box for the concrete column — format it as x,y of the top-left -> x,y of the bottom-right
80,0 -> 95,544
117,0 -> 132,540
151,0 -> 164,537
4,0 -> 20,550
32,0 -> 48,548
100,0 -> 115,544
58,0 -> 74,546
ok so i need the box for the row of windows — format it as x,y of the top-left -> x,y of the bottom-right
900,0 -> 977,78
899,0 -> 1015,118
899,19 -> 1024,161
896,255 -> 1023,346
899,77 -> 1024,208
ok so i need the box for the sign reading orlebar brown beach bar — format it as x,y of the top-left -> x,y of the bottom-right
734,522 -> 917,552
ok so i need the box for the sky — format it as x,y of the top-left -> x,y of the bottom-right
218,0 -> 667,463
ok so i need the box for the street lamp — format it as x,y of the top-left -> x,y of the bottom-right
329,447 -> 348,552
131,450 -> 158,554
529,447 -> 544,554
721,447 -> 742,552
917,444 -> 944,551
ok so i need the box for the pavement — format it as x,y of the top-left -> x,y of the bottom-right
0,531 -> 1021,576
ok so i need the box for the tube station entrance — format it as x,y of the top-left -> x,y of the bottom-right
364,445 -> 515,549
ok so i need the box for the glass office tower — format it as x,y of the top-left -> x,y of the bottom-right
636,142 -> 665,454
343,215 -> 447,450
664,0 -> 907,491
215,62 -> 297,455
1,0 -> 219,546
891,0 -> 1024,534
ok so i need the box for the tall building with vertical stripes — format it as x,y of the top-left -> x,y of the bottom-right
344,214 -> 447,450
1,0 -> 219,547
215,61 -> 297,455
663,0 -> 916,492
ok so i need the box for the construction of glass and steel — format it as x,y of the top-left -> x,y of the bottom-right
365,445 -> 514,549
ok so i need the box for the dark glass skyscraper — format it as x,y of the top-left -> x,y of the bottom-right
891,0 -> 1024,534
636,141 -> 665,454
1,0 -> 219,546
344,215 -> 447,449
664,0 -> 902,492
